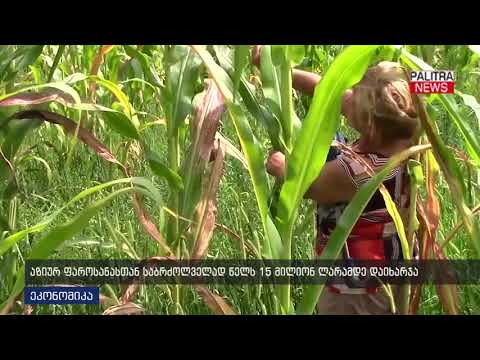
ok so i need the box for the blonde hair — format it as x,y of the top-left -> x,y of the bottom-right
350,61 -> 420,145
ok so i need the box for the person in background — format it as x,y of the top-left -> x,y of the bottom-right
252,46 -> 420,315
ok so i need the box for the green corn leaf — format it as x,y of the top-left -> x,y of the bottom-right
0,47 -> 20,80
47,45 -> 66,83
282,45 -> 306,146
29,64 -> 42,84
407,159 -> 424,186
229,104 -> 283,258
469,45 -> 480,55
129,58 -> 144,80
458,92 -> 480,166
459,92 -> 480,126
297,144 -> 431,315
121,78 -> 158,93
213,46 -> 282,150
29,188 -> 133,259
271,46 -> 285,66
0,118 -> 42,182
0,213 -> 9,232
87,76 -> 141,138
233,45 -> 250,103
164,45 -> 202,131
123,45 -> 162,87
63,73 -> 88,84
127,177 -> 164,207
16,46 -> 44,70
434,94 -> 480,168
260,46 -> 282,114
162,45 -> 202,245
424,105 -> 480,256
145,148 -> 184,191
0,177 -> 154,257
89,76 -> 136,124
102,109 -> 140,140
275,46 -> 380,247
285,45 -> 305,66
0,186 -> 137,312
278,47 -> 294,151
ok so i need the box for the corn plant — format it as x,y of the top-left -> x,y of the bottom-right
0,45 -> 237,315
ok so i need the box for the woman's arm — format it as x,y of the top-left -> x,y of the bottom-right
292,68 -> 321,96
252,46 -> 321,96
304,160 -> 356,204
266,151 -> 356,205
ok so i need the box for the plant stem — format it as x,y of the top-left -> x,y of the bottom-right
280,60 -> 293,152
400,155 -> 422,315
277,55 -> 294,314
399,184 -> 418,315
167,132 -> 180,244
47,45 -> 65,83
407,181 -> 419,258
168,131 -> 182,314
277,222 -> 294,314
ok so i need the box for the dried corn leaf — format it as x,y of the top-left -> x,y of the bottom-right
22,305 -> 34,315
90,45 -> 115,96
100,294 -> 118,308
414,150 -> 459,315
103,302 -> 144,315
119,256 -> 175,304
0,91 -> 75,106
12,110 -> 124,166
120,284 -> 140,305
195,285 -> 236,315
177,79 -> 226,243
192,139 -> 226,259
192,79 -> 226,162
215,132 -> 247,169
426,151 -> 459,315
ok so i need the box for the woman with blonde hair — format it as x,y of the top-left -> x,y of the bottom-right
253,48 -> 420,314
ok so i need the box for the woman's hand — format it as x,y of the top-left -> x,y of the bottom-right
251,45 -> 320,96
266,151 -> 286,179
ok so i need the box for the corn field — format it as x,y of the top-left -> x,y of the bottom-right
1,44 -> 480,315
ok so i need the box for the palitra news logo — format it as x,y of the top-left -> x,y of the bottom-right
409,70 -> 455,94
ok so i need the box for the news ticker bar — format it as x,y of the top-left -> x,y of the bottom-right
24,259 -> 480,286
